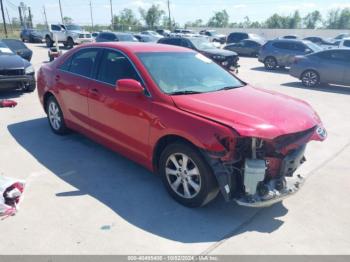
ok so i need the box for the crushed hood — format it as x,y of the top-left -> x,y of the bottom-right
171,85 -> 322,140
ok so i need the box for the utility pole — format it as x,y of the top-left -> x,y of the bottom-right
28,7 -> 33,28
89,0 -> 94,31
43,5 -> 48,30
18,6 -> 24,27
167,0 -> 172,30
58,0 -> 64,24
6,8 -> 13,32
110,0 -> 113,30
0,0 -> 7,37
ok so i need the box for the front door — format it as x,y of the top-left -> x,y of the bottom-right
87,49 -> 153,162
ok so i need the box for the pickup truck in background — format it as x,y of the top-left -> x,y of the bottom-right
45,24 -> 93,49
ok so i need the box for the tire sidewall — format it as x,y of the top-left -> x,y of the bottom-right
264,56 -> 277,70
302,70 -> 320,88
46,96 -> 68,135
159,143 -> 218,208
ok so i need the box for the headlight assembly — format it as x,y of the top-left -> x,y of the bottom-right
25,65 -> 35,74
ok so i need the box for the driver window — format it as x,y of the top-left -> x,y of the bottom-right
97,50 -> 141,86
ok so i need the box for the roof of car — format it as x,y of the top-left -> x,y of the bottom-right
85,42 -> 193,53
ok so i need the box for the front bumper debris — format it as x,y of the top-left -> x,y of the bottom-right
235,174 -> 305,207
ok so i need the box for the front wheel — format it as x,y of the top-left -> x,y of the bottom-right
264,57 -> 277,70
159,143 -> 219,208
46,96 -> 69,135
66,38 -> 74,49
301,70 -> 320,88
46,36 -> 53,47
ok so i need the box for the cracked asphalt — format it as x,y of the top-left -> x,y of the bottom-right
0,43 -> 349,254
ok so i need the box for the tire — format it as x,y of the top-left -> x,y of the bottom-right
159,142 -> 219,208
46,36 -> 53,47
66,37 -> 74,49
264,56 -> 277,70
24,83 -> 36,93
46,96 -> 69,135
301,70 -> 320,88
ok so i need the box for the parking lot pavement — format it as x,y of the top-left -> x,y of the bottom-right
0,43 -> 349,254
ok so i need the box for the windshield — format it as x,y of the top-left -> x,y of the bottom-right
190,37 -> 217,50
65,24 -> 82,31
137,52 -> 244,95
305,41 -> 323,52
0,42 -> 14,54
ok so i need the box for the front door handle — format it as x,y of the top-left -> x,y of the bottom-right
90,88 -> 99,95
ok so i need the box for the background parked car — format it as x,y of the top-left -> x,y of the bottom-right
156,29 -> 171,37
290,49 -> 350,87
280,35 -> 299,39
226,32 -> 264,44
0,38 -> 33,61
92,32 -> 99,39
20,28 -> 45,43
133,34 -> 158,42
303,36 -> 335,46
199,30 -> 227,44
224,39 -> 265,57
0,40 -> 35,92
95,32 -> 138,42
141,30 -> 163,39
258,39 -> 323,70
338,38 -> 350,48
158,36 -> 239,70
45,23 -> 93,48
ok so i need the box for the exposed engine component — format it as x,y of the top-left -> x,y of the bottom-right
243,159 -> 266,195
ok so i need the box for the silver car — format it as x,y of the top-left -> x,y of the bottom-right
258,39 -> 323,70
290,49 -> 350,87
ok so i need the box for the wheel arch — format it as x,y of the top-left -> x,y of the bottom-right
43,91 -> 56,113
300,68 -> 320,80
152,134 -> 199,174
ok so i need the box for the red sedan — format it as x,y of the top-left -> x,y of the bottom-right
37,42 -> 326,208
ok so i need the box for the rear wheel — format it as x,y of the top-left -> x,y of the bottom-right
264,56 -> 277,70
66,37 -> 74,49
46,96 -> 69,135
301,70 -> 320,88
159,143 -> 219,208
46,36 -> 53,47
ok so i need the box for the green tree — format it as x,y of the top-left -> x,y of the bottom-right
303,11 -> 322,29
207,10 -> 229,27
338,8 -> 350,29
63,16 -> 73,24
185,19 -> 204,28
289,10 -> 301,28
139,4 -> 165,29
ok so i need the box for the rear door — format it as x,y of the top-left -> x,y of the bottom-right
56,48 -> 101,131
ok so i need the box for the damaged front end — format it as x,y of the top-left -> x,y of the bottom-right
203,125 -> 327,207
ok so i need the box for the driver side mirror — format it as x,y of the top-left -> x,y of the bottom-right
115,79 -> 144,94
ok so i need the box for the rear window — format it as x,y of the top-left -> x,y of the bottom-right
272,42 -> 291,50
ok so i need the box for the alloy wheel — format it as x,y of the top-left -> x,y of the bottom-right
265,57 -> 277,69
302,71 -> 319,87
48,101 -> 62,131
165,153 -> 202,199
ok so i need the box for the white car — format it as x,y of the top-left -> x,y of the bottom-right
338,38 -> 350,49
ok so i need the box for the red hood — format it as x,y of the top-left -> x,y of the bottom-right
171,85 -> 322,140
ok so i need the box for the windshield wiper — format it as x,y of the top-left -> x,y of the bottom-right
168,90 -> 203,95
216,86 -> 240,91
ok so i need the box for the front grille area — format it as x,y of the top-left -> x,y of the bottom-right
0,69 -> 24,76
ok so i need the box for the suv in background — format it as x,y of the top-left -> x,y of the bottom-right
45,24 -> 93,48
258,39 -> 323,70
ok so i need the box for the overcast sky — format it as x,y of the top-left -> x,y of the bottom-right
4,0 -> 350,26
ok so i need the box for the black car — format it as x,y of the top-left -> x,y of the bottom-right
133,34 -> 158,42
20,28 -> 44,43
303,37 -> 336,46
158,37 -> 239,70
224,39 -> 265,57
1,39 -> 33,61
0,41 -> 36,92
95,32 -> 138,42
227,32 -> 263,44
